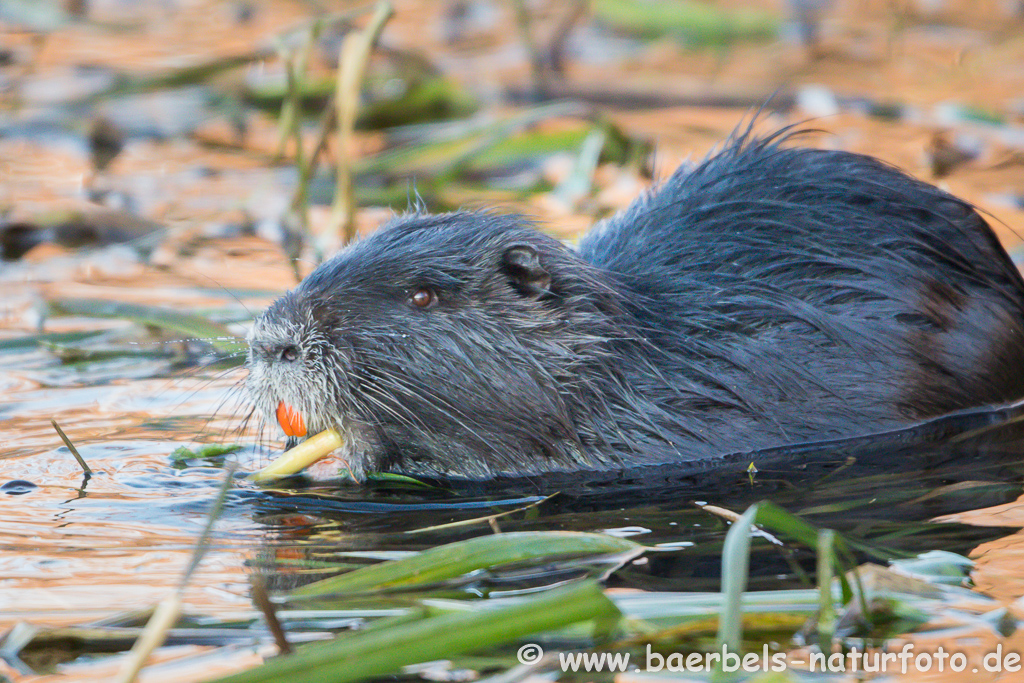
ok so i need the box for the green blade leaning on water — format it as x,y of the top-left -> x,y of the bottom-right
291,530 -> 644,597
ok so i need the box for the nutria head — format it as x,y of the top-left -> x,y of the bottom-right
246,211 -> 627,480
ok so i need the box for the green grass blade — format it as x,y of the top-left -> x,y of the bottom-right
0,329 -> 107,350
816,529 -> 837,650
593,0 -> 778,46
754,500 -> 893,560
716,503 -> 758,666
751,501 -> 823,548
49,298 -> 243,353
211,580 -> 620,683
753,502 -> 867,607
293,531 -> 642,596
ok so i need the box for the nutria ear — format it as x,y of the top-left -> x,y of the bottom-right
501,244 -> 552,298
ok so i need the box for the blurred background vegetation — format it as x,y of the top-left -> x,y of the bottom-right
3,0 -> 1024,290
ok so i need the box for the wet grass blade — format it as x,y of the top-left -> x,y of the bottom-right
293,531 -> 643,596
112,593 -> 184,683
41,340 -> 165,363
405,493 -> 557,534
211,580 -> 619,683
552,128 -> 606,206
888,550 -> 973,586
51,419 -> 92,474
357,104 -> 597,179
169,444 -> 243,466
754,500 -> 894,560
753,501 -> 875,611
79,51 -> 271,105
328,1 -> 395,245
365,472 -> 436,488
611,589 -> 820,617
251,575 -> 291,655
716,503 -> 758,665
816,529 -> 837,649
48,298 -> 242,353
593,0 -> 777,46
0,329 -> 107,350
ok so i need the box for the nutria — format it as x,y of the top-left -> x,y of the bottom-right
245,128 -> 1024,480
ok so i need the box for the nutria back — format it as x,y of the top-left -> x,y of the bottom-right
246,130 -> 1024,480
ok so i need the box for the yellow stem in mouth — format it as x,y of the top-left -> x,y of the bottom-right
249,428 -> 345,483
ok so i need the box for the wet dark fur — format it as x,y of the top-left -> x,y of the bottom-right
246,130 -> 1024,480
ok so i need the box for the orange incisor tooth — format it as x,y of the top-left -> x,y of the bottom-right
276,401 -> 307,437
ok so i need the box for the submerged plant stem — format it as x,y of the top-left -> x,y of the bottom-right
252,575 -> 292,655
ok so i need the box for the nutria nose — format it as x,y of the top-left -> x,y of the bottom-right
251,342 -> 299,362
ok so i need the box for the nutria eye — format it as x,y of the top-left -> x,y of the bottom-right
280,346 -> 298,362
409,287 -> 436,309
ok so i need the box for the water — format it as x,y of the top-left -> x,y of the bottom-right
243,405 -> 1024,595
5,313 -> 1022,632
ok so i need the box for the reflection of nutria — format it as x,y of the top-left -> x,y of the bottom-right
246,129 -> 1024,480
